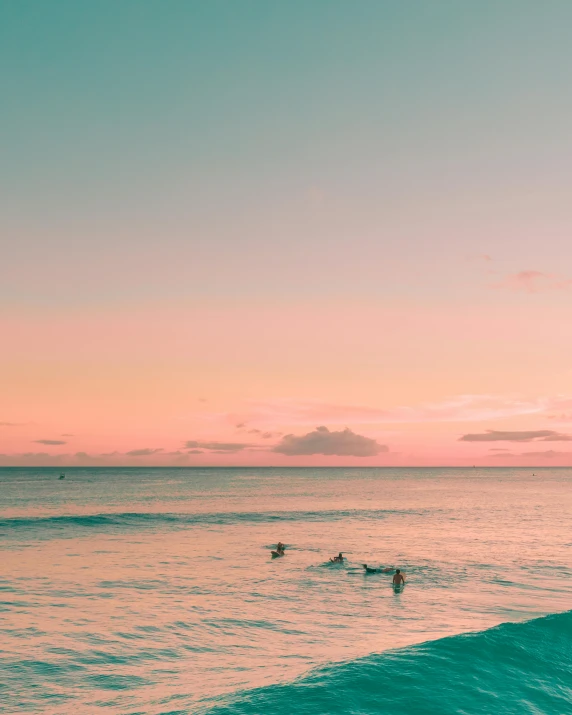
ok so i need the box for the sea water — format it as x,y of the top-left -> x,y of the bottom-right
1,467 -> 571,714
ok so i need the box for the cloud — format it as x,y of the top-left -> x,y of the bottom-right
249,428 -> 282,438
273,426 -> 388,457
62,433 -> 74,437
235,422 -> 282,439
187,449 -> 204,454
34,439 -> 67,445
21,452 -> 52,458
460,430 -> 572,443
0,422 -> 21,427
489,448 -> 509,452
490,449 -> 570,459
75,452 -> 90,459
125,448 -> 164,456
240,395 -> 553,427
184,440 -> 253,453
496,270 -> 572,294
547,413 -> 572,422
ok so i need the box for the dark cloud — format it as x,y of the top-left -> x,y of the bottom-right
184,440 -> 252,453
273,426 -> 387,457
62,433 -> 74,437
187,449 -> 204,454
125,448 -> 164,456
460,430 -> 572,443
34,439 -> 67,445
21,452 -> 52,458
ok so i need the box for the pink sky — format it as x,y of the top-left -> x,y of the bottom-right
2,279 -> 572,466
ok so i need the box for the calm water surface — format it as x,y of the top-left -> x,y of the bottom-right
1,467 -> 571,714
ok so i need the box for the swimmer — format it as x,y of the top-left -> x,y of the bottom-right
392,569 -> 405,587
330,552 -> 344,563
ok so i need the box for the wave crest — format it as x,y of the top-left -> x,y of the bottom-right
202,611 -> 572,714
0,508 -> 414,536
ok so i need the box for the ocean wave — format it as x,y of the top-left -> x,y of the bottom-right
0,508 -> 415,536
200,610 -> 572,714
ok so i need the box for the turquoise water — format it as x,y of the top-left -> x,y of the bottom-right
1,467 -> 571,714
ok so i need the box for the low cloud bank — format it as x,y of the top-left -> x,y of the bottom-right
184,440 -> 252,453
125,448 -> 164,456
492,450 -> 570,459
460,429 -> 572,443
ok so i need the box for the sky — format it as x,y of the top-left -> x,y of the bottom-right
2,0 -> 572,466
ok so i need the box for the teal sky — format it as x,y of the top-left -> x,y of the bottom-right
3,1 -> 572,306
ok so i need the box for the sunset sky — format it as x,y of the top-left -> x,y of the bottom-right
2,1 -> 572,466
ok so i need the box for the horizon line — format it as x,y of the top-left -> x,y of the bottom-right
0,465 -> 569,470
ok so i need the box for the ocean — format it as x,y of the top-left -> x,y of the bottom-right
1,467 -> 571,714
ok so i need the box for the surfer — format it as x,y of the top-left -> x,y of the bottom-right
362,564 -> 393,574
330,553 -> 344,563
392,569 -> 405,587
271,542 -> 285,558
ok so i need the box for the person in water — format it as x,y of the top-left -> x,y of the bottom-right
392,569 -> 405,586
362,564 -> 393,573
330,553 -> 344,563
276,542 -> 285,554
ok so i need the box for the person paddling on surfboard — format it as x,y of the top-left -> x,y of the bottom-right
362,564 -> 393,573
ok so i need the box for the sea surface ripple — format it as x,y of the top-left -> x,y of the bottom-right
1,467 -> 571,714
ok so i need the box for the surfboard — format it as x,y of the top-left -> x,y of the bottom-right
271,551 -> 284,558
